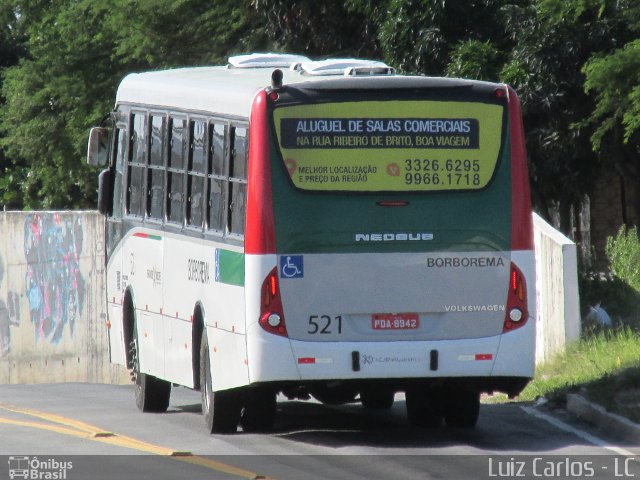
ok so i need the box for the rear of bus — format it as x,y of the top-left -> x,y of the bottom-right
245,76 -> 535,412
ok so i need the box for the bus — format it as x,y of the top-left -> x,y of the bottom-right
88,52 -> 535,433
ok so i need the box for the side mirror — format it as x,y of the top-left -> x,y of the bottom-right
97,168 -> 113,215
87,127 -> 109,166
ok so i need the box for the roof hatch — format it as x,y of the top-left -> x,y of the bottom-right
228,53 -> 311,69
291,58 -> 395,76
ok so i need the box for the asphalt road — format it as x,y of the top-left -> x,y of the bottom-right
0,383 -> 639,480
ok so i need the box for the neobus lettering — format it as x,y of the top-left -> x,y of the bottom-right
355,232 -> 434,242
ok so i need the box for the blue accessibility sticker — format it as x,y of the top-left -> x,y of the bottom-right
280,255 -> 304,279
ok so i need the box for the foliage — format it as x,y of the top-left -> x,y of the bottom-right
499,0 -> 629,221
374,0 -> 509,76
518,327 -> 640,409
0,0 -> 638,214
581,1 -> 640,148
252,0 -> 378,57
605,225 -> 640,292
0,0 -> 263,209
446,40 -> 501,81
579,271 -> 640,328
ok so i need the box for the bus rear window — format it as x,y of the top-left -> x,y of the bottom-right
273,100 -> 505,192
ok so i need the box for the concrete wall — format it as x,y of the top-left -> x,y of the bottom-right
534,213 -> 581,364
0,211 -> 127,384
0,210 -> 579,383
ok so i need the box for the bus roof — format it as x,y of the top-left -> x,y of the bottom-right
115,57 -> 504,118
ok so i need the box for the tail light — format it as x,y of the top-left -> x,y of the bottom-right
259,267 -> 288,337
503,262 -> 529,333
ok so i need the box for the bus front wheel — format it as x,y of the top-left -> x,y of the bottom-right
200,330 -> 242,434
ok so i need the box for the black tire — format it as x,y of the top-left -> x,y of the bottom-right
130,330 -> 171,413
443,388 -> 480,428
200,330 -> 242,434
240,387 -> 277,433
361,389 -> 395,410
405,386 -> 444,428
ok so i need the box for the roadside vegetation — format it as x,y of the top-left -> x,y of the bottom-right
518,327 -> 640,422
502,226 -> 640,423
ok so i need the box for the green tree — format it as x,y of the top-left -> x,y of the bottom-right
446,39 -> 501,81
370,0 -> 510,76
0,0 -> 263,209
498,0 -> 636,230
252,0 -> 379,57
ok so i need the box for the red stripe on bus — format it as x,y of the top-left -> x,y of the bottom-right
245,90 -> 276,254
475,354 -> 493,361
508,87 -> 534,251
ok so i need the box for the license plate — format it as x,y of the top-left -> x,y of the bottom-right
372,313 -> 420,330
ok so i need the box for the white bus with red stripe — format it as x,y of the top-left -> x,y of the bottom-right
88,53 -> 535,433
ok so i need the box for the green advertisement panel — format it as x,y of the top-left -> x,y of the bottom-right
273,101 -> 504,192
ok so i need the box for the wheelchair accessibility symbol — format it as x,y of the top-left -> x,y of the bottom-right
280,255 -> 304,279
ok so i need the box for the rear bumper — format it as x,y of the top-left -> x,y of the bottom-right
246,317 -> 535,390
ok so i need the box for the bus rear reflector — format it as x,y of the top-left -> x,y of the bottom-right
503,262 -> 528,333
259,267 -> 288,337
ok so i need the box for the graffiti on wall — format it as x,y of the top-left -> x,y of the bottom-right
24,213 -> 85,345
0,254 -> 20,358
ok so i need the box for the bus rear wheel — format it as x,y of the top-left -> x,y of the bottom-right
405,386 -> 444,428
443,388 -> 480,428
129,334 -> 171,413
360,388 -> 395,410
240,387 -> 276,433
200,330 -> 242,434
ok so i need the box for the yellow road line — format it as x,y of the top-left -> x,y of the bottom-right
0,417 -> 96,439
0,403 -> 269,479
0,404 -> 109,435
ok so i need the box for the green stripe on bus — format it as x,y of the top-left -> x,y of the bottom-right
215,249 -> 245,286
133,232 -> 162,241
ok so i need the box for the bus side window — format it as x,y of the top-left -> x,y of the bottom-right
187,119 -> 207,228
112,127 -> 127,219
207,123 -> 226,233
167,116 -> 187,224
228,126 -> 247,236
147,114 -> 166,220
127,113 -> 146,217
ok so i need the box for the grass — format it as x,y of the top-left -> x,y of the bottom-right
513,327 -> 640,422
